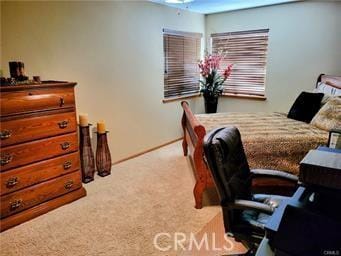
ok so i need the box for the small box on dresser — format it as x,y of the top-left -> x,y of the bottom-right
0,81 -> 86,232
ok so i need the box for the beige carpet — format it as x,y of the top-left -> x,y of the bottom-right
0,141 -> 220,256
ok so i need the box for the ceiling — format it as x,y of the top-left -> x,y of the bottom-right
150,0 -> 301,14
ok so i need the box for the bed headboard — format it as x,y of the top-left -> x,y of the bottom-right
316,74 -> 341,89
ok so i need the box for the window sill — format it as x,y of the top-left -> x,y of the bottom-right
162,93 -> 266,103
222,93 -> 267,101
162,93 -> 200,103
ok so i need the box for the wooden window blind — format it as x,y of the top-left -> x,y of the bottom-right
211,29 -> 269,97
163,29 -> 202,100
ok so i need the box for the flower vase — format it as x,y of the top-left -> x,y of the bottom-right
79,125 -> 96,183
96,131 -> 112,177
204,96 -> 218,114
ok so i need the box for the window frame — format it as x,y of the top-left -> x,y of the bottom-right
163,28 -> 202,102
210,29 -> 269,100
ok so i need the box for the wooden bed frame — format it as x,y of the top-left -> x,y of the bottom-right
181,101 -> 214,209
181,74 -> 341,209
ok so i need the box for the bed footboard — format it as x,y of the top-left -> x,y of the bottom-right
181,101 -> 214,209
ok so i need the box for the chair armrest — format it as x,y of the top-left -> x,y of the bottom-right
251,169 -> 298,182
229,199 -> 274,214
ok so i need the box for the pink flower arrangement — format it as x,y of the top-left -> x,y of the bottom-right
198,54 -> 233,97
223,64 -> 233,80
198,55 -> 222,76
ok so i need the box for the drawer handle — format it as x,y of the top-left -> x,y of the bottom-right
0,130 -> 12,140
64,180 -> 74,189
63,161 -> 72,170
60,97 -> 65,107
60,142 -> 70,150
58,120 -> 69,129
6,177 -> 19,188
10,199 -> 23,211
0,154 -> 13,166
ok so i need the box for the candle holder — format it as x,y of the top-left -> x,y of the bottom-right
79,124 -> 96,183
95,131 -> 112,177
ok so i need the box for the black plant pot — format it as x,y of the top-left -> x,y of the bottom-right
204,96 -> 218,113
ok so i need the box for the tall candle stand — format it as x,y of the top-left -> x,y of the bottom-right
79,124 -> 96,183
96,131 -> 112,177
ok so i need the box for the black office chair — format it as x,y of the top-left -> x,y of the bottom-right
203,127 -> 298,254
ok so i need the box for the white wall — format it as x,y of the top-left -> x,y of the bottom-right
202,1 -> 341,113
1,1 -> 205,162
1,1 -> 341,162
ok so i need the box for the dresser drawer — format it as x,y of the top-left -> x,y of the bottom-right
1,171 -> 82,218
0,112 -> 77,147
0,152 -> 80,196
0,87 -> 75,117
0,133 -> 78,171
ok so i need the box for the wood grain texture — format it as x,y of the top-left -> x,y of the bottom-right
0,132 -> 78,171
0,81 -> 85,231
0,152 -> 80,196
320,74 -> 341,89
1,171 -> 82,218
181,101 -> 209,209
0,187 -> 86,232
0,81 -> 77,92
0,87 -> 75,117
181,212 -> 247,256
0,112 -> 76,147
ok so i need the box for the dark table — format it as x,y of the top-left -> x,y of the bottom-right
264,147 -> 341,255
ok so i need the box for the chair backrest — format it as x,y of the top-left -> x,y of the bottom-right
203,126 -> 252,204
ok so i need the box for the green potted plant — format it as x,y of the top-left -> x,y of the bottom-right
198,54 -> 233,113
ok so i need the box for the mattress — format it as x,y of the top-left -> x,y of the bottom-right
196,112 -> 329,175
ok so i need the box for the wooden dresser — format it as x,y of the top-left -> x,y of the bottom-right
0,81 -> 86,232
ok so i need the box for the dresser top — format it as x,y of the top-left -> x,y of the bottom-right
0,81 -> 77,92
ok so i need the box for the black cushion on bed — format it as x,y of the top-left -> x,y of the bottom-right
287,92 -> 324,123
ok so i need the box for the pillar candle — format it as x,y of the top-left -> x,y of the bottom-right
97,121 -> 106,134
79,114 -> 89,127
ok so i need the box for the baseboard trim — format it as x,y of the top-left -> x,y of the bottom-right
112,137 -> 182,165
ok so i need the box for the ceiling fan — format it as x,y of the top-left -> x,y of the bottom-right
165,0 -> 194,3
164,0 -> 194,15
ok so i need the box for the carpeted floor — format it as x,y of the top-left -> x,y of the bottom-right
0,141 -> 220,256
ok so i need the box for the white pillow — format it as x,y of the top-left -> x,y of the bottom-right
313,82 -> 341,96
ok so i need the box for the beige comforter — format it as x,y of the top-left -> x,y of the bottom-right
196,112 -> 328,175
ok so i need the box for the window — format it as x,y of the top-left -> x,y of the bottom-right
163,29 -> 202,101
211,29 -> 269,98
